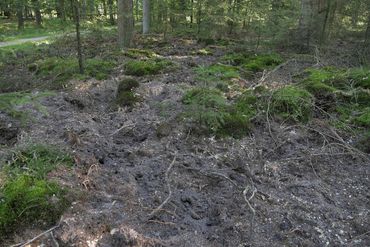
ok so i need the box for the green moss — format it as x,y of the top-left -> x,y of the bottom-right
243,54 -> 283,72
116,91 -> 139,107
124,59 -> 173,76
193,48 -> 213,56
348,68 -> 370,89
0,91 -> 54,120
194,64 -> 240,83
0,145 -> 72,237
117,78 -> 140,92
124,48 -> 157,59
182,87 -> 254,137
35,57 -> 116,85
271,86 -> 314,122
354,108 -> 370,127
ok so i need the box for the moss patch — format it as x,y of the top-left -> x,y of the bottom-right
0,145 -> 72,237
115,78 -> 140,107
124,58 -> 173,76
271,86 -> 314,122
194,64 -> 240,83
182,88 -> 254,137
0,91 -> 54,121
35,57 -> 116,86
124,48 -> 157,59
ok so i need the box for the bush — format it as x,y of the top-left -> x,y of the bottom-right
271,86 -> 313,122
115,78 -> 140,107
117,78 -> 140,92
0,145 -> 72,237
124,59 -> 172,76
354,108 -> 370,127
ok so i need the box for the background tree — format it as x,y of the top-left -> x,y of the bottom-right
117,0 -> 134,48
143,0 -> 150,34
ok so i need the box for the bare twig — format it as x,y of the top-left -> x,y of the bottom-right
110,123 -> 135,136
10,225 -> 60,247
148,152 -> 177,218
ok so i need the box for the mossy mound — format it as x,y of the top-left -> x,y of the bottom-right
115,78 -> 140,107
0,145 -> 72,237
271,86 -> 314,122
35,57 -> 116,86
194,64 -> 240,83
182,88 -> 254,137
124,48 -> 157,59
222,53 -> 283,73
124,59 -> 173,76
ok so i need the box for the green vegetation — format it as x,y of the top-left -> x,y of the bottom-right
115,78 -> 140,107
35,57 -> 116,86
195,64 -> 240,83
222,53 -> 283,72
0,91 -> 54,120
124,48 -> 157,59
182,88 -> 254,137
0,145 -> 72,237
124,58 -> 173,76
270,86 -> 314,122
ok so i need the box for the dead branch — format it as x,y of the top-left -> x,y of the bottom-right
10,225 -> 60,247
110,123 -> 135,136
148,152 -> 177,218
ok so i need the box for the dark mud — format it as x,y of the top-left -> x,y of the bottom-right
2,42 -> 369,247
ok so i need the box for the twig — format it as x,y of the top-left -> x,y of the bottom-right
148,152 -> 177,218
243,180 -> 257,243
10,225 -> 60,247
147,220 -> 176,226
110,123 -> 135,136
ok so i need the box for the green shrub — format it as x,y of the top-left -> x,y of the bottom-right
84,59 -> 116,80
0,145 -> 72,237
124,59 -> 173,76
271,86 -> 314,122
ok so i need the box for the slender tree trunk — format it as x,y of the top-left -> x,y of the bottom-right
16,0 -> 24,30
108,0 -> 115,25
32,0 -> 42,27
117,0 -> 134,48
298,0 -> 313,50
365,13 -> 370,46
73,0 -> 84,74
143,0 -> 150,34
102,0 -> 107,16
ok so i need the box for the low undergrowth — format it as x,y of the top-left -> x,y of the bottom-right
34,57 -> 116,87
124,58 -> 173,76
0,91 -> 54,121
124,48 -> 157,59
0,144 -> 73,238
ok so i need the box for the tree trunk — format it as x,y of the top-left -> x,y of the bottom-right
118,0 -> 134,48
73,0 -> 84,74
108,0 -> 115,25
16,0 -> 24,30
57,0 -> 66,21
143,0 -> 150,34
298,0 -> 313,50
365,13 -> 370,46
32,0 -> 42,27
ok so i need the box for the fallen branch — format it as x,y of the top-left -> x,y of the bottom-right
148,152 -> 177,218
10,225 -> 60,247
110,123 -> 135,136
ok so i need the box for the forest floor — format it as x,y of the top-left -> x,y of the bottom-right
0,34 -> 369,247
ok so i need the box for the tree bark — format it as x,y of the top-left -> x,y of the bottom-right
143,0 -> 150,34
32,0 -> 42,27
16,0 -> 24,30
298,0 -> 313,50
73,0 -> 84,74
57,0 -> 66,20
118,0 -> 134,48
108,0 -> 115,25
